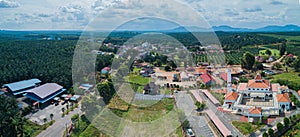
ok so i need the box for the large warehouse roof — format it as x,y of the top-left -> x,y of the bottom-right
27,83 -> 62,99
24,83 -> 66,103
3,79 -> 41,93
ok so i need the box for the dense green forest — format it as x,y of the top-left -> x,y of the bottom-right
0,31 -> 295,89
0,40 -> 76,88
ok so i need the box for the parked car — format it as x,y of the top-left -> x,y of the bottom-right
186,128 -> 195,137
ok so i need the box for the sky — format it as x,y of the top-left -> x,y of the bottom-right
0,0 -> 300,30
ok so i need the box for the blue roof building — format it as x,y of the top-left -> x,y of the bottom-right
2,78 -> 41,96
24,83 -> 66,104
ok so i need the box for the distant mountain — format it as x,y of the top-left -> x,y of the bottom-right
255,25 -> 300,32
164,26 -> 210,32
212,25 -> 252,32
166,24 -> 300,32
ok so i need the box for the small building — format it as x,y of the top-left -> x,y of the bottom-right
180,71 -> 189,81
277,93 -> 290,112
101,67 -> 111,74
223,92 -> 239,109
2,78 -> 41,96
24,83 -> 66,107
220,72 -> 228,82
247,107 -> 262,122
200,74 -> 214,85
143,82 -> 159,95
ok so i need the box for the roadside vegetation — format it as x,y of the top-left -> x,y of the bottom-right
232,121 -> 265,135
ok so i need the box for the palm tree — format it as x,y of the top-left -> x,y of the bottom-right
62,107 -> 65,113
50,114 -> 54,120
43,118 -> 47,123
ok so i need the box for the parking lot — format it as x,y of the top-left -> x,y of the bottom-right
26,101 -> 73,125
174,91 -> 214,137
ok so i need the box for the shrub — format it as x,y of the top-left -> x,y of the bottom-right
263,132 -> 268,137
284,117 -> 290,127
268,128 -> 274,136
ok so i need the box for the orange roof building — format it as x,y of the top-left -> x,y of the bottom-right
223,73 -> 291,116
247,74 -> 270,89
277,93 -> 290,102
249,107 -> 262,115
225,92 -> 239,101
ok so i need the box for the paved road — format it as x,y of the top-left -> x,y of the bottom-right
175,91 -> 214,137
134,94 -> 172,101
199,91 -> 243,137
37,106 -> 81,137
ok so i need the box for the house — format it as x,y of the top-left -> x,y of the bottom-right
223,92 -> 239,109
24,83 -> 66,107
220,72 -> 228,82
143,82 -> 159,95
101,67 -> 111,74
247,107 -> 262,122
2,78 -> 41,96
200,74 -> 213,85
180,71 -> 189,81
287,54 -> 294,58
79,84 -> 93,92
277,93 -> 290,112
268,56 -> 275,62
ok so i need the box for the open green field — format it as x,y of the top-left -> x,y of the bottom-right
271,72 -> 300,83
258,48 -> 280,58
211,92 -> 224,104
124,98 -> 174,122
232,121 -> 265,135
270,72 -> 300,90
126,73 -> 151,85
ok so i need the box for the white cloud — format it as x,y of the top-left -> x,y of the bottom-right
0,0 -> 19,8
0,0 -> 299,30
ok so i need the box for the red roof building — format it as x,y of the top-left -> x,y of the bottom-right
225,92 -> 239,101
200,74 -> 213,84
247,74 -> 270,89
220,72 -> 227,81
249,107 -> 262,115
277,93 -> 290,102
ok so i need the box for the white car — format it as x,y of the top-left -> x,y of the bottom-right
186,128 -> 195,137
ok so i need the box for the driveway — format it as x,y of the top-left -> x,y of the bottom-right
174,91 -> 214,137
37,106 -> 81,137
26,103 -> 82,137
199,91 -> 243,137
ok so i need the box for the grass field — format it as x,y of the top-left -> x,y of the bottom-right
126,73 -> 151,85
232,121 -> 265,135
271,72 -> 300,83
211,92 -> 224,104
259,48 -> 280,58
124,98 -> 174,122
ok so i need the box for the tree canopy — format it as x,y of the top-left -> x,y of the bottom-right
0,96 -> 25,137
241,52 -> 255,70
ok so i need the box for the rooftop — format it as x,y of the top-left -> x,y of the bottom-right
247,79 -> 270,89
27,83 -> 63,99
277,93 -> 290,102
200,74 -> 212,84
3,78 -> 41,93
225,92 -> 239,101
238,83 -> 247,91
249,107 -> 262,114
247,74 -> 270,89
